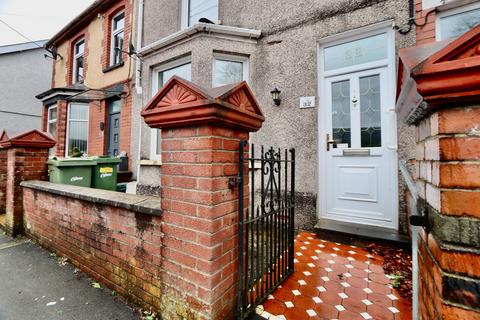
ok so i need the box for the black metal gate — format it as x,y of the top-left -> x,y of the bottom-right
237,141 -> 295,319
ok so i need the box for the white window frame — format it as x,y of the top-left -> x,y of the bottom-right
212,53 -> 249,87
150,57 -> 192,160
181,0 -> 219,29
65,103 -> 89,157
436,1 -> 480,40
46,105 -> 57,134
72,39 -> 85,84
110,11 -> 125,66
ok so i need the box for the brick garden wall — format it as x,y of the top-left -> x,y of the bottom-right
22,187 -> 165,313
0,148 -> 6,213
415,106 -> 480,319
5,147 -> 50,235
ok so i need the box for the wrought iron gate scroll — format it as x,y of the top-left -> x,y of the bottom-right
237,141 -> 295,319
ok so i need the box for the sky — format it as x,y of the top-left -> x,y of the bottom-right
0,0 -> 95,46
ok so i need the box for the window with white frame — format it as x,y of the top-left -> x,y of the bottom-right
436,2 -> 480,40
213,54 -> 249,87
110,11 -> 125,66
72,39 -> 85,83
66,103 -> 89,157
47,105 -> 57,137
150,59 -> 192,160
182,0 -> 218,28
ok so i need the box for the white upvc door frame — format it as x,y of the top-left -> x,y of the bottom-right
316,20 -> 399,229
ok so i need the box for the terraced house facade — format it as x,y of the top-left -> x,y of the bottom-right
36,0 -> 135,172
130,0 -> 415,238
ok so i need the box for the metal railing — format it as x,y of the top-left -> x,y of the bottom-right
237,141 -> 295,319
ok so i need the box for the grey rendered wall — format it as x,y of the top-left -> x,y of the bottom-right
135,0 -> 416,233
0,48 -> 51,133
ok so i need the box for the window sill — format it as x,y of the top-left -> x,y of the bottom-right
139,159 -> 162,166
103,61 -> 125,73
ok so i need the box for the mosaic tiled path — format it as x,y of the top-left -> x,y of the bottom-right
256,232 -> 412,320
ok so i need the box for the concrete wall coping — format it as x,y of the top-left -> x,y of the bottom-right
21,180 -> 162,216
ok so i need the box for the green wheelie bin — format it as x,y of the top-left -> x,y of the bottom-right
91,156 -> 121,190
47,157 -> 96,187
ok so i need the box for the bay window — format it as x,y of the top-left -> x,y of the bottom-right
150,59 -> 192,160
213,54 -> 249,87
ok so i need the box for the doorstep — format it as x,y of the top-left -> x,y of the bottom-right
314,219 -> 410,249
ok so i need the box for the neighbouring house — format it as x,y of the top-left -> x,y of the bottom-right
131,0 -> 417,238
0,40 -> 51,134
36,0 -> 134,174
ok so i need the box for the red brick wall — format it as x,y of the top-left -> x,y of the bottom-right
88,100 -> 107,155
415,106 -> 480,320
0,148 -> 6,213
5,147 -> 50,235
55,101 -> 68,157
415,0 -> 437,45
159,125 -> 249,319
22,189 -> 164,311
21,121 -> 250,319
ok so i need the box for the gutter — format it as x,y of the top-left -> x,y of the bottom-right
137,23 -> 262,57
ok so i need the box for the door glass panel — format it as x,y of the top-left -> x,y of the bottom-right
324,33 -> 388,71
331,80 -> 351,147
109,99 -> 121,114
360,74 -> 381,148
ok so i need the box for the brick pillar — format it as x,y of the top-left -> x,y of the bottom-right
0,147 -> 6,214
141,77 -> 264,319
415,106 -> 480,320
396,25 -> 480,320
0,130 -> 55,236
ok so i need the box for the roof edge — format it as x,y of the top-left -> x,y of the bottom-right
46,0 -> 117,48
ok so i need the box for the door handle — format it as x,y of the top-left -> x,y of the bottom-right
326,134 -> 337,151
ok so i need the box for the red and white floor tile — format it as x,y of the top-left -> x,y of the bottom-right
256,232 -> 412,320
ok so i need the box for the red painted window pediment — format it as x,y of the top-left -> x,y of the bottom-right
0,130 -> 9,144
141,76 -> 265,132
143,77 -> 209,112
0,130 -> 56,148
413,24 -> 480,75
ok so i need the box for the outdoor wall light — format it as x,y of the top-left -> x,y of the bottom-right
271,87 -> 281,106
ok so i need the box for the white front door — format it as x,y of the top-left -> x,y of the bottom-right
320,66 -> 398,229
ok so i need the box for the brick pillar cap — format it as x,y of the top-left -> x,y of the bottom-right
396,24 -> 480,124
0,129 -> 56,148
141,76 -> 265,132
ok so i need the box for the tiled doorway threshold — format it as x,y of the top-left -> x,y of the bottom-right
253,231 -> 412,320
315,219 -> 410,248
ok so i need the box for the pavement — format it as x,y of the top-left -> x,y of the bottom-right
0,232 -> 139,320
